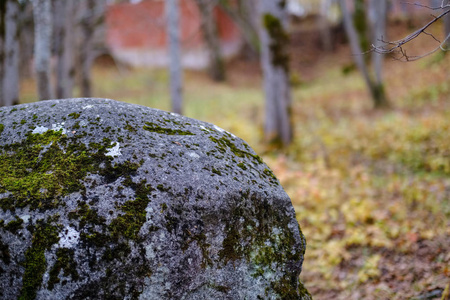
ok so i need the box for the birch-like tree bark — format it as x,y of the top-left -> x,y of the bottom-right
259,0 -> 292,147
340,0 -> 389,108
195,0 -> 225,81
33,0 -> 53,100
318,0 -> 333,52
54,0 -> 75,98
77,0 -> 106,97
353,0 -> 369,53
0,1 -> 6,106
165,0 -> 183,114
3,0 -> 20,106
369,0 -> 387,87
19,1 -> 33,79
444,2 -> 450,49
219,0 -> 260,57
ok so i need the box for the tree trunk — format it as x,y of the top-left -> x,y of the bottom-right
165,0 -> 183,114
3,0 -> 20,106
76,0 -> 106,97
259,0 -> 292,147
33,0 -> 53,100
0,1 -> 6,106
444,2 -> 450,49
240,0 -> 259,46
369,0 -> 389,108
78,0 -> 94,97
340,0 -> 388,109
195,0 -> 226,82
318,0 -> 333,52
353,0 -> 369,53
369,0 -> 387,85
19,1 -> 34,79
54,0 -> 75,98
218,0 -> 260,57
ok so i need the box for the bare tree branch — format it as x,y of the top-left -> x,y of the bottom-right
372,3 -> 450,61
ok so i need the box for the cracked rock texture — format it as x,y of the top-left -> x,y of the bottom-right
0,98 -> 310,300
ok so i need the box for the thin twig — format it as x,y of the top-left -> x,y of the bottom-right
371,5 -> 450,61
401,1 -> 450,10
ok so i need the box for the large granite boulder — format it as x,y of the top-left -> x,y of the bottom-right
0,98 -> 310,299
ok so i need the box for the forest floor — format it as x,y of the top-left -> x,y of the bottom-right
19,20 -> 449,300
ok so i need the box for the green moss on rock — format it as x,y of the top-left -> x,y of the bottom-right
109,180 -> 154,240
19,218 -> 61,300
217,192 -> 304,298
0,238 -> 11,264
237,163 -> 247,170
0,130 -> 116,212
3,216 -> 24,234
0,122 -> 157,296
68,112 -> 81,119
143,122 -> 194,136
103,242 -> 131,262
48,248 -> 79,290
263,168 -> 277,180
211,167 -> 222,176
68,179 -> 154,246
124,121 -> 136,132
68,203 -> 106,229
0,129 -> 140,213
209,136 -> 263,164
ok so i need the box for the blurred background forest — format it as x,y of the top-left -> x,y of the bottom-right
1,0 -> 449,299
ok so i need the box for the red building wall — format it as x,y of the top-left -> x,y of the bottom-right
106,0 -> 242,68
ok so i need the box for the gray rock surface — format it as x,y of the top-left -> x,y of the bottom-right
0,98 -> 310,299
